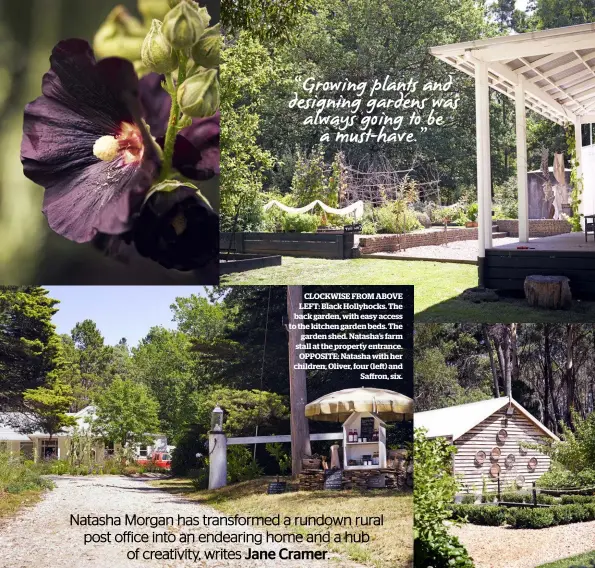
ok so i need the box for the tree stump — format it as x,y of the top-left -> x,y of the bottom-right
524,275 -> 572,309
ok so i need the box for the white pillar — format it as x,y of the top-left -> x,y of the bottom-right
476,60 -> 493,283
516,79 -> 529,243
208,432 -> 227,489
575,120 -> 584,225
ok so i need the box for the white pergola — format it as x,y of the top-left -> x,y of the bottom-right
430,23 -> 595,280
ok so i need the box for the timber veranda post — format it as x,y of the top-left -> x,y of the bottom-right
287,286 -> 312,478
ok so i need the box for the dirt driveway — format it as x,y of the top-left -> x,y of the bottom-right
0,476 -> 363,568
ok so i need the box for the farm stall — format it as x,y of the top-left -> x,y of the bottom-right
415,397 -> 559,491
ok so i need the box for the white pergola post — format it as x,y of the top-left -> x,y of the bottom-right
574,119 -> 583,226
515,79 -> 529,243
475,60 -> 493,284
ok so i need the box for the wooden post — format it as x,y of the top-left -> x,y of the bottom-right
287,286 -> 312,477
532,481 -> 537,507
497,475 -> 501,501
475,60 -> 493,284
516,79 -> 529,243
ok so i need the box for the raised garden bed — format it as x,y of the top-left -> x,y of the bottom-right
220,253 -> 282,274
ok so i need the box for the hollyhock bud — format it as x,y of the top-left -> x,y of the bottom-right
191,23 -> 221,68
177,68 -> 219,118
162,0 -> 210,50
141,19 -> 179,73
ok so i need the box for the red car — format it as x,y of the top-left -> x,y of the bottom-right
137,452 -> 172,470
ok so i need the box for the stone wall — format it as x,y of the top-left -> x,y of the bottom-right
495,219 -> 571,237
358,227 -> 479,254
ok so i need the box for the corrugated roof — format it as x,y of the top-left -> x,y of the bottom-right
430,23 -> 595,125
415,397 -> 559,441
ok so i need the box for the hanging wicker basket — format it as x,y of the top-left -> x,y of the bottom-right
528,457 -> 538,471
505,454 -> 515,469
490,447 -> 501,461
475,450 -> 486,466
515,475 -> 525,488
490,463 -> 501,478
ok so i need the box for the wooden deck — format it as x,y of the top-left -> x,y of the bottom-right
485,233 -> 595,294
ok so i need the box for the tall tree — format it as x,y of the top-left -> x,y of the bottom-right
0,286 -> 62,410
93,377 -> 160,449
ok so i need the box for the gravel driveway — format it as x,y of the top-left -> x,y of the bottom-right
0,476 -> 363,568
450,520 -> 595,568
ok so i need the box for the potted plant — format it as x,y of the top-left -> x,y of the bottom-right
466,203 -> 479,227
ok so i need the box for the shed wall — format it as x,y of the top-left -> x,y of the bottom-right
453,407 -> 551,491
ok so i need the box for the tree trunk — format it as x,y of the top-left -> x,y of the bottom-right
564,324 -> 575,427
524,275 -> 572,309
482,325 -> 500,397
287,286 -> 311,478
543,325 -> 551,431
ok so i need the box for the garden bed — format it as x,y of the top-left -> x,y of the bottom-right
452,494 -> 595,529
220,253 -> 282,274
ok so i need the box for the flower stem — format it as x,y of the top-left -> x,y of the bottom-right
160,52 -> 188,181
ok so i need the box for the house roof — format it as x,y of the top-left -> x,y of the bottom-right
0,406 -> 96,440
430,23 -> 595,125
415,397 -> 560,442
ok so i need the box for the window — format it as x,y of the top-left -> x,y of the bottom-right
582,123 -> 592,147
139,445 -> 148,457
41,439 -> 58,459
105,441 -> 115,456
20,442 -> 34,460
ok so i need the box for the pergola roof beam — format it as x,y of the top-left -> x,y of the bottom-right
518,56 -> 589,114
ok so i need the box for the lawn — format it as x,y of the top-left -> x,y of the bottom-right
153,477 -> 413,568
221,257 -> 595,322
537,550 -> 595,567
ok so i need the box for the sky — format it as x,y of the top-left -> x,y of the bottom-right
45,287 -> 208,347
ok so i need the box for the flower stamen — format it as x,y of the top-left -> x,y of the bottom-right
93,136 -> 120,162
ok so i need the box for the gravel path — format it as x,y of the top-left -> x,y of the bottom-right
0,476 -> 363,568
450,520 -> 595,568
367,237 -> 520,262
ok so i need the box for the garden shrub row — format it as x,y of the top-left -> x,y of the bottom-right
451,501 -> 595,529
459,492 -> 556,505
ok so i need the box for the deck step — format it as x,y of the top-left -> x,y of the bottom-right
492,231 -> 509,239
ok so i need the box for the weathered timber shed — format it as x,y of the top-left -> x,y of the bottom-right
415,397 -> 559,491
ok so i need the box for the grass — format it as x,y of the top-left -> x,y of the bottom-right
0,489 -> 45,519
537,550 -> 595,567
221,257 -> 595,322
153,477 -> 413,568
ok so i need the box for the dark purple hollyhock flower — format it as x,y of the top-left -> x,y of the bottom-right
139,72 -> 220,181
133,184 -> 218,270
21,39 -> 160,243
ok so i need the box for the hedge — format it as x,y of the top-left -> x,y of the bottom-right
480,491 -> 556,505
451,502 -> 595,529
560,494 -> 595,505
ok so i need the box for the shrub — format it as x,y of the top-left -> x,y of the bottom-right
561,494 -> 595,504
227,446 -> 263,483
375,202 -> 422,234
552,504 -> 591,525
451,504 -> 508,526
466,203 -> 478,222
460,494 -> 477,504
507,508 -> 555,529
281,213 -> 320,233
0,452 -> 53,494
360,221 -> 377,235
415,211 -> 431,228
414,429 -> 474,568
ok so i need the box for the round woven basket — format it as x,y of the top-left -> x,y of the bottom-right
475,450 -> 486,465
528,457 -> 538,471
490,447 -> 501,460
516,475 -> 525,488
497,428 -> 508,443
505,454 -> 515,469
490,463 -> 501,478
